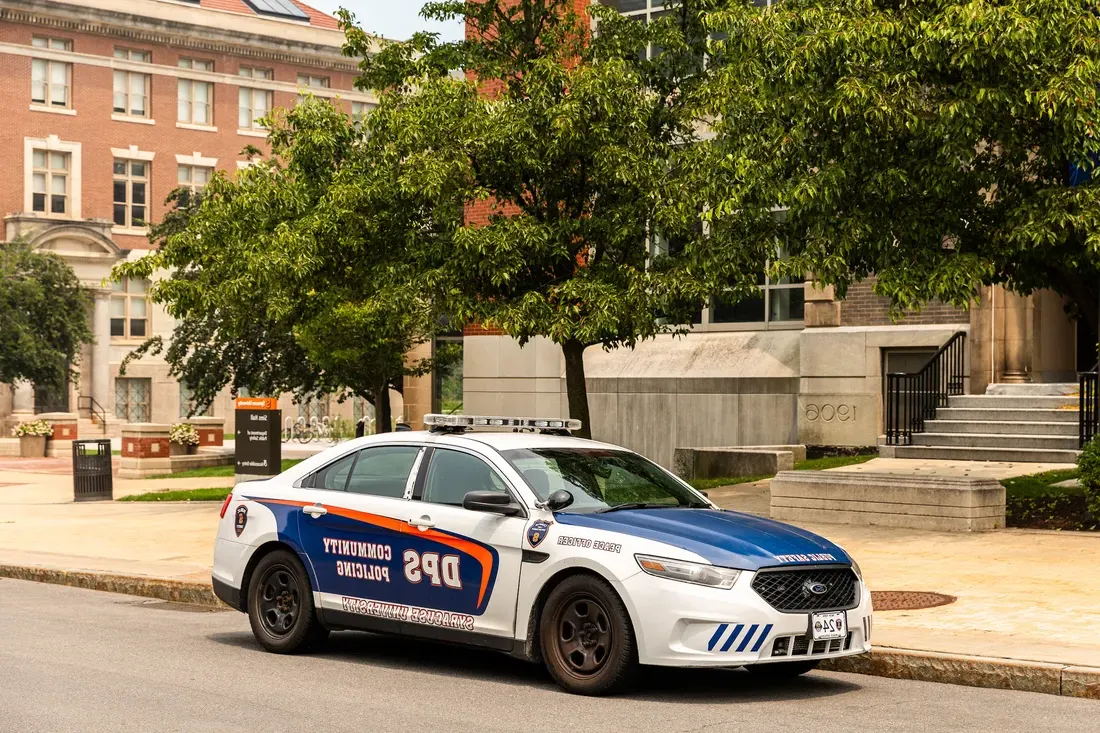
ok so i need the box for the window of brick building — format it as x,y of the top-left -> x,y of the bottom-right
239,67 -> 274,130
708,244 -> 805,327
31,37 -> 72,108
178,59 -> 214,125
296,73 -> 330,106
177,164 -> 212,197
113,159 -> 149,229
297,73 -> 329,89
115,377 -> 151,423
110,277 -> 149,339
113,49 -> 152,118
351,101 -> 375,120
31,150 -> 70,216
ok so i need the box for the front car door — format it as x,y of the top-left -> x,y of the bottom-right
403,446 -> 527,644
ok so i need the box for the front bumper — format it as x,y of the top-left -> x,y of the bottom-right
623,570 -> 873,667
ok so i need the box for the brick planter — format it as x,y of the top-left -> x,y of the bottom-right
184,416 -> 225,448
118,424 -> 172,479
36,412 -> 78,458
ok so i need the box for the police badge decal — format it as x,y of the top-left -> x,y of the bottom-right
234,505 -> 248,537
527,520 -> 552,548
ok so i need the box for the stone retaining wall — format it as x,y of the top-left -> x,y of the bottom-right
770,471 -> 1005,531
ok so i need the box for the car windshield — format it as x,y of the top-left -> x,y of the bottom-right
500,447 -> 708,513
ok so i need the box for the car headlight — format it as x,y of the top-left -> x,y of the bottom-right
635,554 -> 741,589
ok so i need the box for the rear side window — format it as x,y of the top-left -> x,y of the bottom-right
309,452 -> 356,491
346,446 -> 420,497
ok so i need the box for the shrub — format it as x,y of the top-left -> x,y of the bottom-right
328,416 -> 354,441
11,419 -> 52,438
169,423 -> 200,446
1076,438 -> 1100,520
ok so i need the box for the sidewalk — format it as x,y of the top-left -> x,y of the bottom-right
1,458 -> 1098,697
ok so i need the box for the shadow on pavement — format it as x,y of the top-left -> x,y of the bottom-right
207,628 -> 862,703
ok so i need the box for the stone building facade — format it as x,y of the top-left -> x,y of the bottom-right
0,0 -> 380,436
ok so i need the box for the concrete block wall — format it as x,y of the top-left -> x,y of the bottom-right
798,324 -> 969,446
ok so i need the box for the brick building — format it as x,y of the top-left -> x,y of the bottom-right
0,0 -> 379,436
456,1 -> 1081,466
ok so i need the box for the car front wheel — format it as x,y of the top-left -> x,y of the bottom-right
247,549 -> 328,653
539,574 -> 637,696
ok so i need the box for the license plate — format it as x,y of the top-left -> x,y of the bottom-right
811,611 -> 847,641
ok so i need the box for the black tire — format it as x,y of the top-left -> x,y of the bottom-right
247,550 -> 328,653
745,660 -> 820,680
539,575 -> 637,696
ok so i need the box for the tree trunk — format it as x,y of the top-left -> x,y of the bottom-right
374,384 -> 392,434
562,339 -> 592,439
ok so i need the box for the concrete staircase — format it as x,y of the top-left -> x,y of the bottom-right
77,416 -> 111,439
893,383 -> 1081,463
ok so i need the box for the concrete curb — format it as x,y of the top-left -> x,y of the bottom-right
0,564 -> 222,608
3,565 -> 1099,700
820,647 -> 1100,700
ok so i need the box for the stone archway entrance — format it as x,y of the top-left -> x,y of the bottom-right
3,215 -> 124,425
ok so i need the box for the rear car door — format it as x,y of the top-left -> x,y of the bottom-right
405,447 -> 527,642
293,444 -> 425,619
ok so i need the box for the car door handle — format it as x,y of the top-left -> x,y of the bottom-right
407,515 -> 435,529
303,503 -> 327,518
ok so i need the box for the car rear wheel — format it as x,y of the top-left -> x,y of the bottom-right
247,549 -> 328,653
539,575 -> 637,696
745,660 -> 820,680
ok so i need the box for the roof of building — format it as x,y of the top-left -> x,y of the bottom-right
196,0 -> 340,30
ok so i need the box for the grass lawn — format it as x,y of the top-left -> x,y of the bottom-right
1000,468 -> 1095,530
119,487 -> 232,502
1001,468 -> 1079,498
689,475 -> 773,491
686,452 -> 877,492
151,458 -> 302,480
794,454 -> 876,471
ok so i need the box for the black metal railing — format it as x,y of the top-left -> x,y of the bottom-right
1080,371 -> 1098,448
885,331 -> 968,446
77,395 -> 108,430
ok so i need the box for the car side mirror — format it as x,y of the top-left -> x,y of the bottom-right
463,490 -> 522,516
546,489 -> 574,511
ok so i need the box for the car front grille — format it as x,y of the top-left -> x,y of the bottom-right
751,566 -> 858,612
771,632 -> 853,658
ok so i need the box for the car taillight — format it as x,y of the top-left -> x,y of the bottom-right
219,493 -> 234,519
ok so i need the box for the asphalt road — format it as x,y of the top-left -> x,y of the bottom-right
1,579 -> 1097,733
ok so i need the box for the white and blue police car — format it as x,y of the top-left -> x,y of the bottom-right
212,414 -> 872,695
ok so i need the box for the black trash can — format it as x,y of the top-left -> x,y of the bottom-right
73,439 -> 113,502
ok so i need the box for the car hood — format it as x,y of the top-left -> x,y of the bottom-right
555,508 -> 850,571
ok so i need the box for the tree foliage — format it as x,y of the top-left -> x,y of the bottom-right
0,242 -> 92,392
114,100 -> 441,429
341,0 -> 753,436
704,0 -> 1100,329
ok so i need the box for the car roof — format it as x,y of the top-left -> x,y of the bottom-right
430,430 -> 626,454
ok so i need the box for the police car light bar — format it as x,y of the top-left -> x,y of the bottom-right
424,414 -> 583,432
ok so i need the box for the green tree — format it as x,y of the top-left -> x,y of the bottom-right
341,0 -> 746,437
0,242 -> 93,395
703,0 -> 1100,334
114,99 -> 440,431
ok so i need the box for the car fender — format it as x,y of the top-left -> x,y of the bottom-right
215,489 -> 313,590
514,522 -> 710,653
